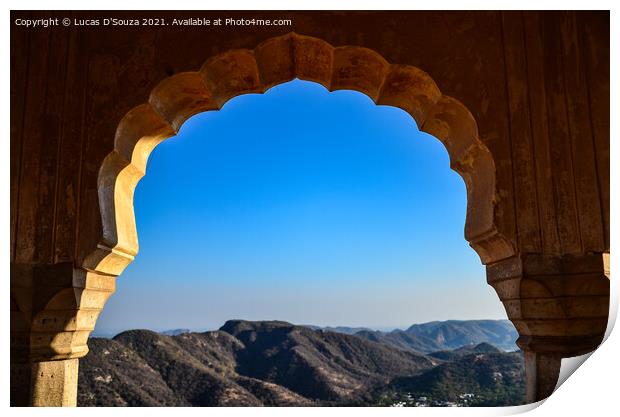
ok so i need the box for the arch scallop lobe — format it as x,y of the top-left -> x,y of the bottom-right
83,32 -> 515,279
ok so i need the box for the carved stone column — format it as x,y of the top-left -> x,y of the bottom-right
10,263 -> 116,406
487,253 -> 610,403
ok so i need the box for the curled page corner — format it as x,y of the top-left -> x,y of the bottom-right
553,293 -> 618,394
555,352 -> 593,390
500,401 -> 545,415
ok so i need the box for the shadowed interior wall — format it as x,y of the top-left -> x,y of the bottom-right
11,11 -> 609,268
10,10 -> 609,406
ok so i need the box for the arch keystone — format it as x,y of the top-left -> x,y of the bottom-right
292,34 -> 334,88
200,49 -> 263,107
331,46 -> 390,101
254,34 -> 295,90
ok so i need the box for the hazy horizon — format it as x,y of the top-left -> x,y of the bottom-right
94,80 -> 508,335
92,317 -> 513,338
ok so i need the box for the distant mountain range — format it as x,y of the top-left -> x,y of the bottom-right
159,328 -> 191,336
78,319 -> 524,407
353,320 -> 519,353
301,325 -> 374,335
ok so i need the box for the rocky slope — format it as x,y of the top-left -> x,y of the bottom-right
380,351 -> 525,406
79,320 -> 433,406
78,320 -> 524,407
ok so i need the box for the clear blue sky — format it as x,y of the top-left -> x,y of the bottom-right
94,80 -> 507,335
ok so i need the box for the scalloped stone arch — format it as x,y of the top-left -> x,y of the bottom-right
83,32 -> 516,280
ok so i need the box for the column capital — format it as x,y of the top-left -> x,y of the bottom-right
484,252 -> 610,403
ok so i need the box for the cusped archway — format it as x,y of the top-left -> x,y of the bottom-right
30,34 -> 520,382
82,33 -> 515,280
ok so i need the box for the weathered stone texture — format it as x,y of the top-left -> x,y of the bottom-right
10,10 -> 609,406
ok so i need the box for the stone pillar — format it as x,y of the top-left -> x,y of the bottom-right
10,361 -> 32,406
11,359 -> 79,407
487,253 -> 609,403
11,359 -> 79,406
10,263 -> 116,406
523,351 -> 562,402
31,359 -> 79,406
